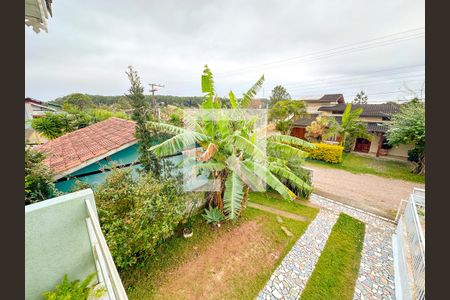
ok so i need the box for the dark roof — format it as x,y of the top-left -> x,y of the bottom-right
366,122 -> 389,133
25,98 -> 44,105
293,114 -> 319,126
303,94 -> 344,103
318,103 -> 400,118
319,94 -> 344,102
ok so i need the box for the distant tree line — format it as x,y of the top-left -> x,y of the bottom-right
52,94 -> 206,108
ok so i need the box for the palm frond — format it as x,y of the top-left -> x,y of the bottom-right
267,141 -> 308,160
223,171 -> 244,220
239,75 -> 265,108
268,163 -> 312,194
201,65 -> 215,109
195,161 -> 226,172
147,121 -> 186,135
226,156 -> 265,191
229,91 -> 238,109
243,161 -> 296,200
267,134 -> 316,150
230,134 -> 266,162
149,131 -> 209,157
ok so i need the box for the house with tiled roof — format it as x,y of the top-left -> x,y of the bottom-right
290,94 -> 345,139
290,98 -> 413,159
36,117 -> 142,192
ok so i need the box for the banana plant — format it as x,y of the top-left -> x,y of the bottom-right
148,65 -> 315,220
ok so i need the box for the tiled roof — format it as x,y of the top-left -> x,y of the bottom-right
36,117 -> 137,176
366,122 -> 389,133
293,114 -> 319,126
303,94 -> 344,103
319,94 -> 344,102
318,103 -> 400,117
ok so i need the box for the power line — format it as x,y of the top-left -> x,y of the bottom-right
282,64 -> 424,88
287,74 -> 424,93
216,27 -> 424,77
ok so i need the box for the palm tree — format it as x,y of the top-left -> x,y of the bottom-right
324,103 -> 371,152
147,65 -> 315,220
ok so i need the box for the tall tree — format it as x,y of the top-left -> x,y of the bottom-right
269,100 -> 307,134
326,103 -> 371,152
352,91 -> 368,104
62,93 -> 94,110
269,85 -> 291,107
125,66 -> 164,177
148,65 -> 315,220
386,101 -> 425,174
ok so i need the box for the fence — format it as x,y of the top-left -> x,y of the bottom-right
402,190 -> 425,300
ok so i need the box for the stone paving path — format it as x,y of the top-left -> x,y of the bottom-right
256,194 -> 396,300
257,210 -> 338,300
310,194 -> 396,300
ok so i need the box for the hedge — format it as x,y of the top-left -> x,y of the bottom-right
303,143 -> 343,164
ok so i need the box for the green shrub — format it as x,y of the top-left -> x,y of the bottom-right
202,207 -> 224,225
95,169 -> 196,270
43,273 -> 105,300
302,143 -> 343,163
25,147 -> 58,205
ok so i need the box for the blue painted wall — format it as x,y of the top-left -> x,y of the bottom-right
55,143 -> 188,193
56,144 -> 142,193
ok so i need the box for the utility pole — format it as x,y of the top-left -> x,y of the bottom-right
149,83 -> 164,118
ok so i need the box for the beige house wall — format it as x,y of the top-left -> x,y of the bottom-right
368,133 -> 381,154
388,143 -> 414,158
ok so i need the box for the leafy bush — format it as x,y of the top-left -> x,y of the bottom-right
25,147 -> 58,205
202,207 -> 224,225
31,113 -> 71,139
95,169 -> 194,270
43,273 -> 105,300
302,143 -> 343,164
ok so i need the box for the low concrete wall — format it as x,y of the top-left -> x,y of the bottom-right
25,189 -> 99,300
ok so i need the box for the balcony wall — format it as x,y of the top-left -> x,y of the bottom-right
25,189 -> 99,299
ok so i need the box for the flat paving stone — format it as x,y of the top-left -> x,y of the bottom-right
309,194 -> 396,300
256,194 -> 397,300
257,209 -> 338,300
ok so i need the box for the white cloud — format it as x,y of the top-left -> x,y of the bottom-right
25,0 -> 425,102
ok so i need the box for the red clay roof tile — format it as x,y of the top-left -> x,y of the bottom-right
36,117 -> 137,175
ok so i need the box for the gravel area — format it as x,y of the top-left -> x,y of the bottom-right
308,165 -> 425,219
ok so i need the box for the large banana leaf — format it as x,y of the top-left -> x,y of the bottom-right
223,171 -> 244,220
243,160 -> 295,200
268,163 -> 312,194
149,131 -> 209,157
267,134 -> 316,149
239,75 -> 265,108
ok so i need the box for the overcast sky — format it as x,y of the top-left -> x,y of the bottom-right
25,0 -> 425,103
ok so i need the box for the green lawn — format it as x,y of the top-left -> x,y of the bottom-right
305,153 -> 425,183
300,213 -> 365,300
122,193 -> 315,300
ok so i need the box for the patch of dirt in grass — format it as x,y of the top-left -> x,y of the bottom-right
153,219 -> 281,300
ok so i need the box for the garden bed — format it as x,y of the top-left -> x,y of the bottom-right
121,193 -> 316,300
